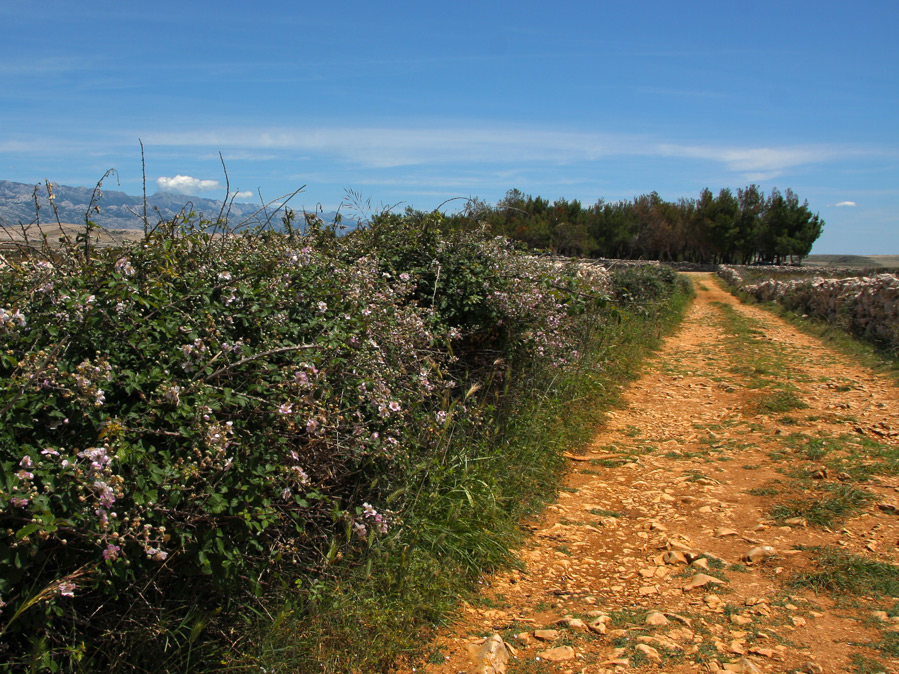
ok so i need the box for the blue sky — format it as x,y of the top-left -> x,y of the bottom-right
2,1 -> 897,254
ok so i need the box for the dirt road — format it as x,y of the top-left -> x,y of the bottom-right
409,273 -> 899,674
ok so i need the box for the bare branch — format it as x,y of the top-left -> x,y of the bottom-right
140,139 -> 149,236
202,344 -> 320,383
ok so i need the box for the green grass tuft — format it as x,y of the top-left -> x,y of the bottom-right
791,547 -> 899,597
770,483 -> 874,528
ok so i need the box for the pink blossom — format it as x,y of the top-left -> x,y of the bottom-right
103,544 -> 121,560
114,257 -> 135,276
291,466 -> 311,486
146,547 -> 168,561
57,582 -> 76,598
353,521 -> 367,539
94,481 -> 116,507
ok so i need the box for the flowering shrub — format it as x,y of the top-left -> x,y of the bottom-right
608,262 -> 678,307
0,211 -> 619,668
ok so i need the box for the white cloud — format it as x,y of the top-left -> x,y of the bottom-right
832,201 -> 857,207
143,126 -> 893,180
231,190 -> 255,200
156,175 -> 222,194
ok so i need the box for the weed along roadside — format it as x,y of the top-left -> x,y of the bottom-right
0,209 -> 690,672
409,273 -> 899,674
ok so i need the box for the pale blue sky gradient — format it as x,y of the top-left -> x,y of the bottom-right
2,1 -> 897,253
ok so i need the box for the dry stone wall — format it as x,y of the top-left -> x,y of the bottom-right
719,265 -> 899,347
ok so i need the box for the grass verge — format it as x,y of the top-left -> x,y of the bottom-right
720,278 -> 899,386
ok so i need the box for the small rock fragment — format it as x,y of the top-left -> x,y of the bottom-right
748,647 -> 776,658
587,618 -> 607,635
533,629 -> 559,641
743,545 -> 777,564
801,662 -> 824,674
684,573 -> 726,590
536,645 -> 575,662
645,611 -> 669,626
722,658 -> 761,673
807,466 -> 828,480
635,643 -> 661,662
602,657 -> 630,667
556,617 -> 588,632
666,612 -> 694,627
662,550 -> 688,565
467,634 -> 510,674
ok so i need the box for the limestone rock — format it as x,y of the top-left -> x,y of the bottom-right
807,465 -> 828,480
467,634 -> 510,674
534,629 -> 559,641
743,545 -> 776,563
635,643 -> 661,662
556,616 -> 588,632
722,658 -> 761,673
602,657 -> 630,667
536,645 -> 576,662
645,611 -> 669,626
662,550 -> 688,565
748,647 -> 776,658
587,617 -> 608,634
684,573 -> 726,590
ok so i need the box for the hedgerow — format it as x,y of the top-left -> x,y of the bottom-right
0,206 -> 662,670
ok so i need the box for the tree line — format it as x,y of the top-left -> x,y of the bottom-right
445,186 -> 823,265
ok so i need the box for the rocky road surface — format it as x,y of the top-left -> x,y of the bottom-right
406,273 -> 899,674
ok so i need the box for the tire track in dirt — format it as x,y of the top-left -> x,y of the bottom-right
407,273 -> 899,674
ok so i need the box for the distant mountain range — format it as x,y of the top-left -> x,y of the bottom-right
0,180 -> 342,231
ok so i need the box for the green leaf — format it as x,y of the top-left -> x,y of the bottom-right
15,524 -> 39,540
